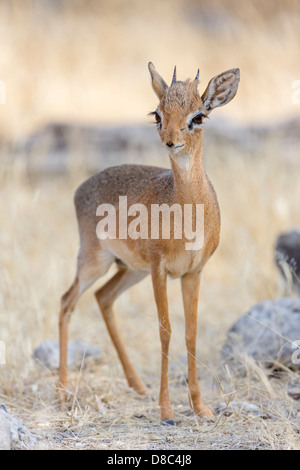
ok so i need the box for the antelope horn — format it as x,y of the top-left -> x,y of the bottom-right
171,65 -> 177,85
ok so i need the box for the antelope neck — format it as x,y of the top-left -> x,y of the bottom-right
170,148 -> 207,205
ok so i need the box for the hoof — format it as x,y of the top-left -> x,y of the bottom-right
200,414 -> 216,424
128,379 -> 147,396
160,419 -> 175,426
196,404 -> 215,421
135,386 -> 148,396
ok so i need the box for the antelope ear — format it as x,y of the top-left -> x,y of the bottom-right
201,68 -> 240,114
148,62 -> 168,100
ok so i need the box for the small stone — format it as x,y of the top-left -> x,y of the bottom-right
287,383 -> 300,400
215,401 -> 270,419
33,339 -> 101,370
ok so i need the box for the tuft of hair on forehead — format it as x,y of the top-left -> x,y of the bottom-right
184,78 -> 200,96
161,79 -> 200,113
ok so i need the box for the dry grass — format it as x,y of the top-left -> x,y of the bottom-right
1,0 -> 300,140
0,0 -> 300,450
0,143 -> 300,449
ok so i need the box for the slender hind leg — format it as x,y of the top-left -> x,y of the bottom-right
58,248 -> 114,400
58,276 -> 79,398
95,264 -> 148,394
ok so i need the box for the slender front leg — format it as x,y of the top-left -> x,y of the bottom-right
181,272 -> 213,418
151,263 -> 174,424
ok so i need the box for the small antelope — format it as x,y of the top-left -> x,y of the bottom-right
58,63 -> 240,424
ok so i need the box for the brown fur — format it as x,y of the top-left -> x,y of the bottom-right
58,62 -> 240,422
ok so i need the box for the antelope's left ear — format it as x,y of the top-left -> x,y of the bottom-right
201,68 -> 240,114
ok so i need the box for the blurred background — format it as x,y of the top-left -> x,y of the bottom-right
1,0 -> 300,139
0,0 -> 300,446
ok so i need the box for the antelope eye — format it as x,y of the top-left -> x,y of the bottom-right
154,112 -> 161,124
192,114 -> 203,125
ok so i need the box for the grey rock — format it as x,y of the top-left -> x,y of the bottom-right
0,410 -> 10,450
215,401 -> 271,419
222,298 -> 300,372
33,339 -> 101,370
287,382 -> 300,400
275,229 -> 300,295
0,406 -> 37,450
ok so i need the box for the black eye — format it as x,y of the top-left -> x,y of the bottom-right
154,112 -> 161,124
192,114 -> 203,125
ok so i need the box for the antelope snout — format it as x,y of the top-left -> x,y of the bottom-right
164,140 -> 185,152
162,130 -> 184,151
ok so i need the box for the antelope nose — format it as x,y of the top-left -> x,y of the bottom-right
166,141 -> 174,148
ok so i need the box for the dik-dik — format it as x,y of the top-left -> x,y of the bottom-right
58,62 -> 240,424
